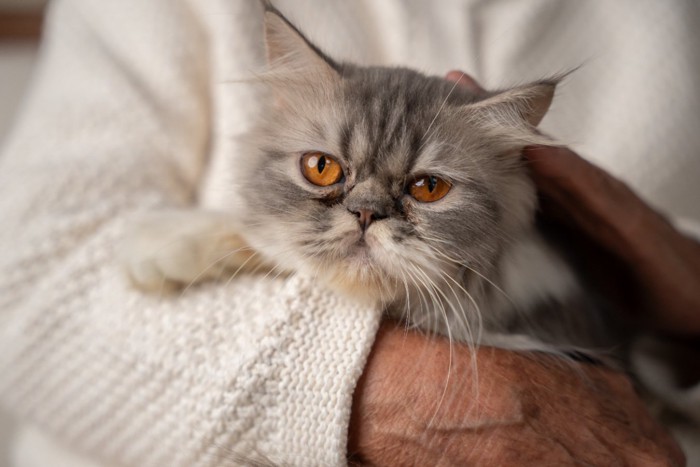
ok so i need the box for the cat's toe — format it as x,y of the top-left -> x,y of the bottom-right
125,253 -> 180,292
122,234 -> 227,292
121,211 -> 263,293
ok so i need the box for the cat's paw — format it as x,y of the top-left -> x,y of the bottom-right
122,211 -> 257,292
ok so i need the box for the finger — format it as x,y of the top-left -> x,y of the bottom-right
526,146 -> 700,334
445,69 -> 485,93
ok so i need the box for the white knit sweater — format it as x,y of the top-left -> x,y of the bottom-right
1,1 -> 698,466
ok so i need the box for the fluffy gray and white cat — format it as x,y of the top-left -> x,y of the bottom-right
124,4 -> 623,357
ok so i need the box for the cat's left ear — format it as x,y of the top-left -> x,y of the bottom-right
262,2 -> 340,82
471,80 -> 558,127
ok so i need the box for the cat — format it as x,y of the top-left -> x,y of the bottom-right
123,3 -> 624,358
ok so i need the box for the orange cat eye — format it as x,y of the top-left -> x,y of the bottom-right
301,152 -> 344,187
409,175 -> 451,202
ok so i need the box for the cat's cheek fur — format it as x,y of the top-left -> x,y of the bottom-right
498,232 -> 580,310
307,208 -> 361,257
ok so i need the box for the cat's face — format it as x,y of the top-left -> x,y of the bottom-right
237,7 -> 554,309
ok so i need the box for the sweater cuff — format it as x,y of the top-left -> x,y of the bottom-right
263,275 -> 382,466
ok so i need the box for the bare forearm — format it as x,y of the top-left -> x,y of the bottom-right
349,320 -> 684,465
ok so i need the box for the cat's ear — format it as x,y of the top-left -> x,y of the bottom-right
471,80 -> 558,127
262,2 -> 340,82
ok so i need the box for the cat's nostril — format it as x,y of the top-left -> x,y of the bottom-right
350,208 -> 384,231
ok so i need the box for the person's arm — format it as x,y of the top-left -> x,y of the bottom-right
523,144 -> 700,458
523,145 -> 700,337
347,321 -> 685,466
0,1 -> 381,465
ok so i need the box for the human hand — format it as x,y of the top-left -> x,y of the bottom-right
348,321 -> 685,466
522,145 -> 700,337
446,69 -> 700,337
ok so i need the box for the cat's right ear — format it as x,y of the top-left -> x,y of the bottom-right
470,81 -> 557,127
261,2 -> 340,84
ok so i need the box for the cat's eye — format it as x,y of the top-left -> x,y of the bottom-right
301,152 -> 344,187
408,175 -> 451,202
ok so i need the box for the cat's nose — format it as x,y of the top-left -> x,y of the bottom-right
351,208 -> 386,231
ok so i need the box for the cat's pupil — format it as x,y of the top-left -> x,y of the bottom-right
317,156 -> 326,174
428,176 -> 437,192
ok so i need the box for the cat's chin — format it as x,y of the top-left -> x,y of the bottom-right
346,241 -> 373,264
327,281 -> 396,309
312,249 -> 398,307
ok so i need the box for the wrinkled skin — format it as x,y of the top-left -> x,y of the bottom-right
349,322 -> 685,466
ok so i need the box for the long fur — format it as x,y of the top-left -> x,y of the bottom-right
121,7 -> 636,465
232,7 -> 622,355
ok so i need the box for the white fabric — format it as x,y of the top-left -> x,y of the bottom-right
0,0 -> 698,466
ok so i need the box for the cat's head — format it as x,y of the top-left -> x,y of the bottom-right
237,5 -> 556,309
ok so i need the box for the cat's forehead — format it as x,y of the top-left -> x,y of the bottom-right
337,67 -> 478,180
342,67 -> 476,118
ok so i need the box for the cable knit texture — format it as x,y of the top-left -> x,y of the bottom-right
0,0 -> 698,466
0,1 -> 383,465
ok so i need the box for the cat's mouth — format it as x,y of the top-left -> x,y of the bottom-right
333,229 -> 381,270
327,241 -> 397,304
347,238 -> 372,263
354,221 -> 400,255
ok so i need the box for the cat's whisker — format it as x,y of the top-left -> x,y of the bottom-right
431,267 -> 482,398
432,267 -> 477,344
400,261 -> 432,332
412,244 -> 482,336
402,262 -> 458,433
210,242 -> 299,288
400,251 -> 476,336
396,265 -> 413,332
420,239 -> 516,309
446,272 -> 483,344
393,255 -> 423,328
393,251 -> 483,412
270,263 -> 292,282
412,259 -> 486,430
222,251 -> 261,289
178,245 -> 258,298
418,71 -> 464,151
246,256 -> 279,278
410,263 -> 454,336
253,248 -> 307,284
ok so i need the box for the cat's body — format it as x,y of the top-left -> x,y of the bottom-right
124,4 -> 626,359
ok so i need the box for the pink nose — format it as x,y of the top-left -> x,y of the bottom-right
355,209 -> 375,231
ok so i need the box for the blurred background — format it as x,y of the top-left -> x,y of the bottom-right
0,0 -> 43,142
0,1 -> 45,463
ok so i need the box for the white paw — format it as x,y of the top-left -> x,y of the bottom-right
122,211 -> 256,292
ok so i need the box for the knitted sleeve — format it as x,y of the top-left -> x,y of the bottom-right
0,1 -> 381,466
